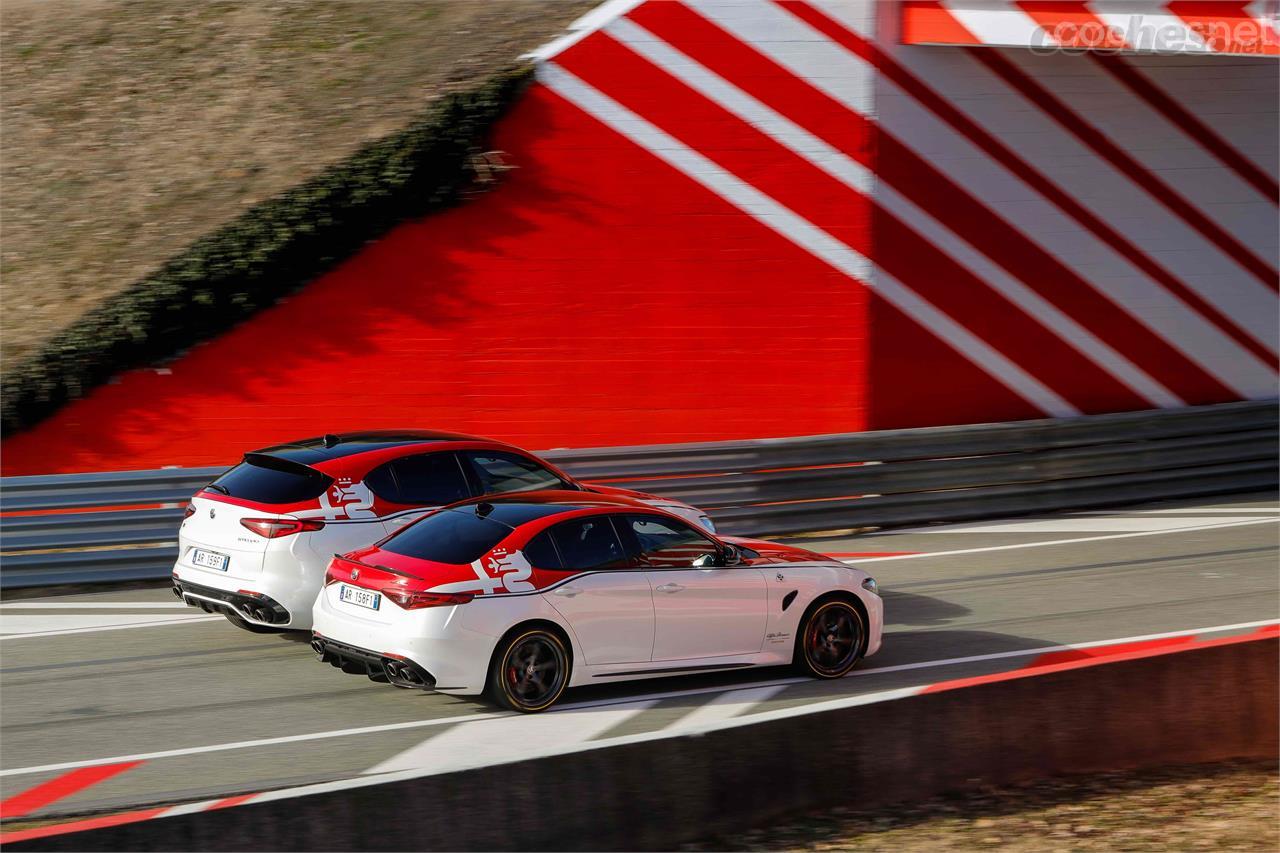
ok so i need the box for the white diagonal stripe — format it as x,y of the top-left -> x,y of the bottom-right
950,47 -> 1279,354
689,0 -> 1276,398
669,684 -> 787,729
605,17 -> 1181,408
941,0 -> 1059,47
365,700 -> 657,775
540,62 -> 1078,417
1088,2 -> 1212,52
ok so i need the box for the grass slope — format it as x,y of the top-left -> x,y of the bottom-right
0,0 -> 594,372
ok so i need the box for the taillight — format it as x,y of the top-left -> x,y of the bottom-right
183,503 -> 196,520
380,588 -> 473,610
240,518 -> 325,538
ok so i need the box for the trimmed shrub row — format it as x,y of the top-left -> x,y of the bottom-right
1,65 -> 534,435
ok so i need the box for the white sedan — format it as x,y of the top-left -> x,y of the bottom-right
311,491 -> 883,712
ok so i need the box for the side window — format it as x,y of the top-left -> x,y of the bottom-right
523,530 -> 564,570
363,462 -> 398,502
549,516 -> 633,570
462,451 -> 570,495
383,453 -> 472,506
626,515 -> 720,568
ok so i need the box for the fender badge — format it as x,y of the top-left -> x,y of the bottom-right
209,508 -> 216,519
776,572 -> 785,581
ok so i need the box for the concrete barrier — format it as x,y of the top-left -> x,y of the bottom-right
9,636 -> 1276,851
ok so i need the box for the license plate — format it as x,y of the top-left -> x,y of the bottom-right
339,584 -> 381,611
191,548 -> 230,571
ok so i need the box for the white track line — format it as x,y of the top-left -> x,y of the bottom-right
366,701 -> 658,775
845,517 -> 1279,563
1074,508 -> 1280,515
876,516 -> 1265,534
0,615 -> 223,641
0,602 -> 189,610
669,684 -> 788,729
3,618 -> 1272,779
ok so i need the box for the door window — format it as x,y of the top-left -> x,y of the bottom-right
548,516 -> 634,570
625,515 -> 721,568
462,451 -> 572,495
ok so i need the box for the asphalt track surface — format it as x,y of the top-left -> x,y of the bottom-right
2,492 -> 1277,823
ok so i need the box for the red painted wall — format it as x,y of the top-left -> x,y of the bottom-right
4,0 -> 1276,476
1,85 -> 870,475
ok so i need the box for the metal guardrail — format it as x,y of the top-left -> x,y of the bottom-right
2,400 -> 1275,588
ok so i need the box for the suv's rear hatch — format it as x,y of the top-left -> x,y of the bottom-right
178,455 -> 333,581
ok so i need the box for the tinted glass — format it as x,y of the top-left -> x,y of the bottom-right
463,451 -> 571,495
390,453 -> 472,505
523,530 -> 563,570
209,458 -> 331,504
363,462 -> 398,501
549,516 -> 632,570
627,515 -> 719,568
381,509 -> 510,564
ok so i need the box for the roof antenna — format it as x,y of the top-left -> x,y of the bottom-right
322,434 -> 340,448
475,502 -> 494,518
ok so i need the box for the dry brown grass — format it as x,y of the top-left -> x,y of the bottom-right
687,760 -> 1280,852
0,0 -> 593,371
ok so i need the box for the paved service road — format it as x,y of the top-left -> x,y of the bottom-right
2,492 -> 1276,821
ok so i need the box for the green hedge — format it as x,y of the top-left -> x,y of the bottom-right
1,65 -> 534,435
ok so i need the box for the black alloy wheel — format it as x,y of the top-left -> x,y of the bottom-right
796,599 -> 864,678
489,629 -> 570,712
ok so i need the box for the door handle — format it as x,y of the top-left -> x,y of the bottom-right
553,585 -> 582,598
656,583 -> 685,594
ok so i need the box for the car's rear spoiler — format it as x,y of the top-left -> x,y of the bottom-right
244,452 -> 331,481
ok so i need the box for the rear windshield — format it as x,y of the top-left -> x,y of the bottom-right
381,509 -> 510,565
207,455 -> 332,505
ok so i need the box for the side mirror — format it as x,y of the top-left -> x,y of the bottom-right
720,543 -> 742,567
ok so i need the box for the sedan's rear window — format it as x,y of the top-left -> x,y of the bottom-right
208,455 -> 332,505
380,509 -> 511,565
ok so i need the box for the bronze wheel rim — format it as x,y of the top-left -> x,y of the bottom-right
503,633 -> 567,710
804,602 -> 862,676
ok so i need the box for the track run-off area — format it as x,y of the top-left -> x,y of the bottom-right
2,492 -> 1277,827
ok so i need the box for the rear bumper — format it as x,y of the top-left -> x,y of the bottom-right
173,577 -> 290,627
311,588 -> 494,694
172,559 -> 319,629
310,634 -> 436,689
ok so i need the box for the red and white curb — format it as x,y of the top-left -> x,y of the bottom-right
2,620 -> 1274,845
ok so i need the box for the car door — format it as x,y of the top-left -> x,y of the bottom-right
624,514 -> 768,661
366,452 -> 475,536
534,515 -> 654,666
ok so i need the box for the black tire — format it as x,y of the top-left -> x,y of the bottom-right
223,610 -> 284,634
794,598 -> 865,679
487,628 -> 571,713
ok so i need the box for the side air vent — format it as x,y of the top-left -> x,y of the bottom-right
781,590 -> 798,611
